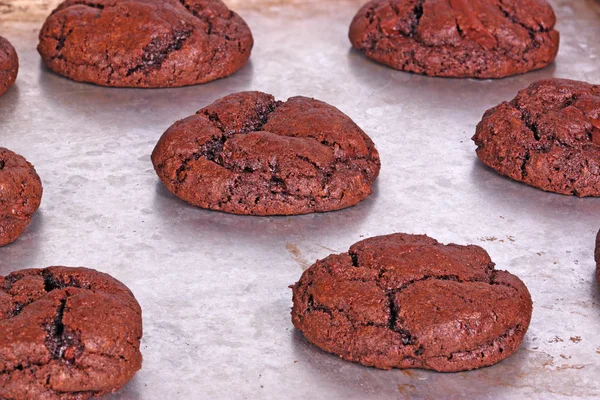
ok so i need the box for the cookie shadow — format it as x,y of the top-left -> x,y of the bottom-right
0,84 -> 21,118
0,211 -> 44,273
345,48 -> 558,113
290,329 -> 536,399
591,269 -> 600,305
469,159 -> 600,223
36,59 -> 257,130
104,377 -> 143,400
151,179 -> 379,248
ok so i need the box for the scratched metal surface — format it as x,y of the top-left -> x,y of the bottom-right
1,0 -> 600,399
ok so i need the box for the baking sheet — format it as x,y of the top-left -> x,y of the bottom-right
1,0 -> 600,398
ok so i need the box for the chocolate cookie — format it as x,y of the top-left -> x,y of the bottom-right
0,36 -> 18,96
0,266 -> 143,400
473,79 -> 600,196
291,233 -> 533,372
38,0 -> 253,88
0,148 -> 43,247
595,230 -> 600,285
152,91 -> 381,215
349,0 -> 559,78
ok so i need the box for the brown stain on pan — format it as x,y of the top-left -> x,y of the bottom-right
286,243 -> 311,270
397,383 -> 416,397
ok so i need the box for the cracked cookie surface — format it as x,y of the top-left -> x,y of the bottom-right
151,91 -> 381,215
38,0 -> 253,88
0,266 -> 143,400
473,79 -> 600,197
291,233 -> 532,372
0,36 -> 18,97
0,148 -> 43,247
349,0 -> 559,78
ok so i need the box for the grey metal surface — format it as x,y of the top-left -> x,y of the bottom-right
1,0 -> 600,398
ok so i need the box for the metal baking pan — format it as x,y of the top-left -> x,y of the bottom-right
1,0 -> 599,398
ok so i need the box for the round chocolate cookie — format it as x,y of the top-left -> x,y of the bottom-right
152,91 -> 381,215
0,266 -> 143,400
0,36 -> 18,96
0,148 -> 43,247
349,0 -> 559,78
38,0 -> 253,88
291,233 -> 533,372
473,79 -> 600,196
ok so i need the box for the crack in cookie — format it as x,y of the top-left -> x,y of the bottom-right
152,91 -> 381,215
473,78 -> 600,196
0,267 -> 143,400
349,0 -> 559,78
291,233 -> 533,372
38,0 -> 253,87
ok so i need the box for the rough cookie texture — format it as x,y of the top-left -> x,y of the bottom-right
349,0 -> 559,78
0,36 -> 18,96
291,233 -> 533,372
0,147 -> 43,247
0,267 -> 143,400
152,91 -> 381,215
596,230 -> 600,285
473,79 -> 600,197
38,0 -> 253,88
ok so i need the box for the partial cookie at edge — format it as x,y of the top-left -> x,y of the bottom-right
0,266 -> 143,400
472,78 -> 600,196
0,147 -> 43,247
0,36 -> 18,96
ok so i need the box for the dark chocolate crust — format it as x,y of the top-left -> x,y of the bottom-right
473,79 -> 600,197
38,0 -> 253,88
0,147 -> 43,247
151,91 -> 381,215
349,0 -> 559,78
0,36 -> 18,96
291,233 -> 533,372
0,267 -> 143,400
